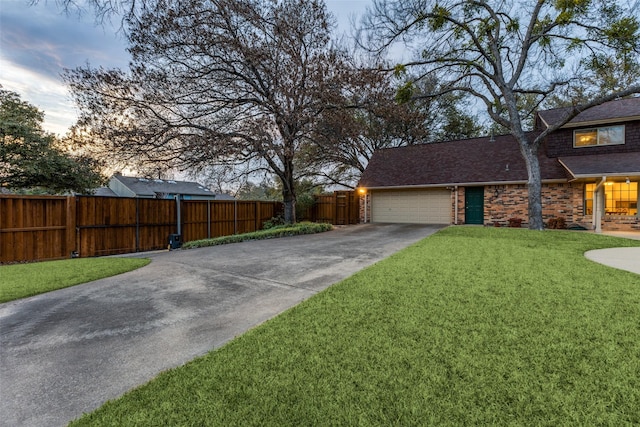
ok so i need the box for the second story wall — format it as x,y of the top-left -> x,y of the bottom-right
544,120 -> 640,158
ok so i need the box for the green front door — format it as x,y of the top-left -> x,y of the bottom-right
465,187 -> 484,224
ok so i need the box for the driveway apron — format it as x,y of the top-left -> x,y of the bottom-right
0,223 -> 443,427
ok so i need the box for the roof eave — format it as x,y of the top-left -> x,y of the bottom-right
560,115 -> 640,129
569,172 -> 640,180
359,179 -> 567,190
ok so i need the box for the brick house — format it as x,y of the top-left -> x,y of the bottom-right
357,97 -> 640,231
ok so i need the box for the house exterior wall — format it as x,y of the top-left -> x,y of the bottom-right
358,183 -> 639,231
481,183 -> 640,231
359,192 -> 370,223
483,183 -> 582,227
454,187 -> 465,225
545,121 -> 640,158
108,177 -> 138,198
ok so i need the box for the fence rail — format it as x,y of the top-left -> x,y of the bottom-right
1,195 -> 284,263
1,191 -> 356,264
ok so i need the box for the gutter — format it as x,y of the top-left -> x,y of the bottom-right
360,179 -> 568,191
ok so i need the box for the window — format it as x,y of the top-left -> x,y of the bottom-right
585,182 -> 638,216
574,125 -> 625,147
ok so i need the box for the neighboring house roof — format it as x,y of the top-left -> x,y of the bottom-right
538,97 -> 640,129
92,187 -> 118,197
558,152 -> 640,180
110,175 -> 233,199
358,133 -> 568,189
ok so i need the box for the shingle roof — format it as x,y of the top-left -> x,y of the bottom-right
538,97 -> 640,129
92,187 -> 118,197
558,152 -> 640,179
114,175 -> 217,197
358,133 -> 567,188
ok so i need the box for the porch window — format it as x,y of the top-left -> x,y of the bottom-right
574,125 -> 625,147
585,182 -> 638,216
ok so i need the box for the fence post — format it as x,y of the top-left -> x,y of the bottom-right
66,196 -> 77,258
135,198 -> 140,252
234,199 -> 238,234
207,200 -> 211,239
255,201 -> 260,231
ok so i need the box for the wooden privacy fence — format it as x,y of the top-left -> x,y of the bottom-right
305,191 -> 359,225
1,195 -> 283,263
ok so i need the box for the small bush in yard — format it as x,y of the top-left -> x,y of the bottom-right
262,216 -> 285,230
547,217 -> 567,229
182,222 -> 333,249
508,217 -> 523,227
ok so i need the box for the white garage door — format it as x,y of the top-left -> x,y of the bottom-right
371,189 -> 451,224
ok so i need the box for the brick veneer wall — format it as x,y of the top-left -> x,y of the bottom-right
484,183 -> 581,226
454,187 -> 465,224
482,183 -> 640,231
358,184 -> 639,231
359,193 -> 370,223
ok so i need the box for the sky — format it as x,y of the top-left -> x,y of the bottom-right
0,0 -> 380,136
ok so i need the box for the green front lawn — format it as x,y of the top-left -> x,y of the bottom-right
0,258 -> 150,303
71,227 -> 640,426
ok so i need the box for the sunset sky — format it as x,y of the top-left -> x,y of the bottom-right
0,0 -> 382,136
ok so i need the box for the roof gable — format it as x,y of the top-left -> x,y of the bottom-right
358,133 -> 567,188
538,97 -> 640,129
112,175 -> 216,197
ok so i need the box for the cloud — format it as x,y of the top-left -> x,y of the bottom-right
0,0 -> 384,136
0,0 -> 130,135
0,59 -> 76,135
1,1 -> 129,75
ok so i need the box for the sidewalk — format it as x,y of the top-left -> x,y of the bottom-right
585,231 -> 640,275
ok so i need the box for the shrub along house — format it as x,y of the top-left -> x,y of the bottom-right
357,97 -> 640,231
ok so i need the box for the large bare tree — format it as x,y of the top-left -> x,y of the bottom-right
363,0 -> 640,230
65,0 -> 344,223
305,68 -> 482,188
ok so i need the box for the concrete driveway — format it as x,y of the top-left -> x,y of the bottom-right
0,223 -> 443,427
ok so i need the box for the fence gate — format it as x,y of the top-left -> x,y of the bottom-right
306,191 -> 359,225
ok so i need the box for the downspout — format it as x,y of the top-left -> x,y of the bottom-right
593,176 -> 606,233
454,186 -> 459,225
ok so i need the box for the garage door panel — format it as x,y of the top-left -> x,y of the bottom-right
371,190 -> 451,224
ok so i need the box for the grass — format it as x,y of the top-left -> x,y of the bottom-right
0,223 -> 331,303
0,257 -> 150,303
69,227 -> 640,426
182,222 -> 333,249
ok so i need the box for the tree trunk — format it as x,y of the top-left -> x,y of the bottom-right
280,160 -> 297,224
520,143 -> 544,230
282,187 -> 296,224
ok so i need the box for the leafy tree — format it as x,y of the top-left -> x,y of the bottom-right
65,0 -> 347,223
236,179 -> 282,201
306,68 -> 483,188
363,0 -> 640,230
0,88 -> 104,194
